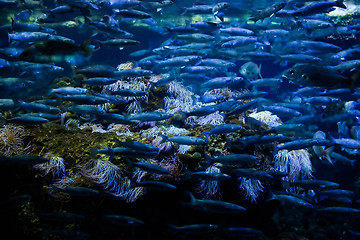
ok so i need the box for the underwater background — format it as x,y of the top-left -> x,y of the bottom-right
1,0 -> 360,239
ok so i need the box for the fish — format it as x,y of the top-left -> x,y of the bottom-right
170,224 -> 220,235
0,154 -> 49,165
184,168 -> 231,181
136,180 -> 176,191
250,2 -> 287,22
205,153 -> 259,167
0,115 -> 49,125
292,0 -> 346,17
160,134 -> 207,145
94,39 -> 140,50
230,168 -> 274,181
268,192 -> 314,208
239,61 -> 262,79
126,112 -> 173,122
312,130 -> 333,164
116,9 -> 152,19
52,186 -> 100,197
102,215 -> 144,227
274,138 -> 333,153
19,39 -> 92,64
203,124 -> 243,140
126,159 -> 170,175
184,192 -> 246,214
282,64 -> 358,91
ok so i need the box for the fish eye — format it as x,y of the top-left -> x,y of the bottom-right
289,70 -> 295,75
301,74 -> 308,79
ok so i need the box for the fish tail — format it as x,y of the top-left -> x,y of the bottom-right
282,181 -> 291,190
0,116 -> 6,127
113,138 -> 123,148
348,71 -> 359,93
202,131 -> 210,141
159,134 -> 168,144
336,0 -> 347,9
81,38 -> 92,56
324,146 -> 334,165
89,147 -> 98,158
204,153 -> 213,166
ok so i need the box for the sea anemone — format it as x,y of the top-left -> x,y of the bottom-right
33,152 -> 66,179
198,163 -> 223,199
238,177 -> 265,202
197,111 -> 224,126
107,124 -> 133,136
0,124 -> 31,155
82,158 -> 144,202
274,149 -> 313,185
248,111 -> 282,128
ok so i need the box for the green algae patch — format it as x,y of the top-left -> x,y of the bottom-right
27,123 -> 118,166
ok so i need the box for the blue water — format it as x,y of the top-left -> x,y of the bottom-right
1,0 -> 360,239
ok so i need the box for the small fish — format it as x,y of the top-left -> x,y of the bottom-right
274,138 -> 333,153
136,181 -> 176,191
160,134 -> 207,145
250,2 -> 287,22
239,61 -> 262,80
126,159 -> 170,175
312,130 -> 333,164
205,153 -> 259,166
47,87 -> 91,96
292,0 -> 346,17
0,154 -> 49,166
94,39 -> 140,50
185,192 -> 246,214
53,186 -> 100,197
284,179 -> 340,191
282,64 -> 358,91
127,112 -> 173,122
1,115 -> 49,126
20,39 -> 92,65
102,215 -> 144,227
316,207 -> 360,214
203,124 -> 243,140
170,224 -> 220,235
185,169 -> 231,181
114,139 -> 159,153
231,168 -> 273,181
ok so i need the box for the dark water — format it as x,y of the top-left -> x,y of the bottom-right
1,0 -> 360,240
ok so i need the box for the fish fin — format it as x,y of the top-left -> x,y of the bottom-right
113,138 -> 123,148
180,8 -> 187,16
204,153 -> 213,166
81,38 -> 92,56
324,146 -> 334,165
158,134 -> 168,144
108,149 -> 115,161
89,147 -> 98,158
348,71 -> 359,93
258,64 -> 263,78
203,131 -> 210,141
214,12 -> 224,22
336,0 -> 347,9
0,117 -> 6,127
